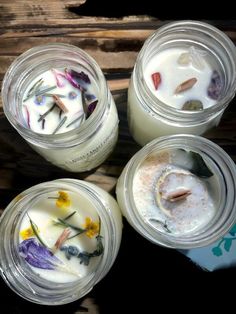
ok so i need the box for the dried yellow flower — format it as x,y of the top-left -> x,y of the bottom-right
56,191 -> 71,209
83,217 -> 99,239
20,226 -> 35,240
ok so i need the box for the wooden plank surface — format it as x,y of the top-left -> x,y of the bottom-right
0,2 -> 236,312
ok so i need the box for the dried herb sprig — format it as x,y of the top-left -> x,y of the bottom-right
44,93 -> 66,98
27,78 -> 44,97
66,113 -> 84,128
52,116 -> 67,134
149,218 -> 171,233
23,78 -> 44,102
27,213 -> 48,247
38,104 -> 56,122
35,85 -> 57,97
56,218 -> 85,234
64,211 -> 76,220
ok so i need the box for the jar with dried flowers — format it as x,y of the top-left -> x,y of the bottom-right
2,44 -> 118,171
0,179 -> 122,305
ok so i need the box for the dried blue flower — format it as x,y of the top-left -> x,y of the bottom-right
60,236 -> 103,266
60,246 -> 71,260
34,95 -> 46,106
78,252 -> 91,266
68,245 -> 79,256
85,93 -> 96,101
92,235 -> 104,256
68,91 -> 77,100
19,238 -> 62,270
207,70 -> 223,100
60,245 -> 79,260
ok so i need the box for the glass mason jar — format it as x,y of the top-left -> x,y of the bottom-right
0,179 -> 122,305
128,21 -> 236,146
2,44 -> 118,172
116,135 -> 236,249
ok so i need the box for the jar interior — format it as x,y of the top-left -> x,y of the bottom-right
126,135 -> 236,248
132,145 -> 222,237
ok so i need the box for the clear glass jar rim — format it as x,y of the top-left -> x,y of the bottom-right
0,179 -> 115,304
134,20 -> 236,123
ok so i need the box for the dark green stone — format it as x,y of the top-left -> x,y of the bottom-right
182,100 -> 203,111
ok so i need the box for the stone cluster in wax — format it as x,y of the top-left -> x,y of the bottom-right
145,46 -> 223,111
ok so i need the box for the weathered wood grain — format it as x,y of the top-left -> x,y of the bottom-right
0,0 -> 236,213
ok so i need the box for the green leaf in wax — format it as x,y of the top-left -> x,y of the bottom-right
188,151 -> 214,178
212,246 -> 222,256
224,239 -> 232,252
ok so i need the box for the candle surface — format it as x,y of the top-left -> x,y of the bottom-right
19,190 -> 103,283
144,47 -> 221,110
22,68 -> 98,134
132,148 -> 218,235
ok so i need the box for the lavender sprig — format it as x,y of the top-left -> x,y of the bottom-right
52,116 -> 67,134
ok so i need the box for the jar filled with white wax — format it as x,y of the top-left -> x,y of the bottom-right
0,179 -> 122,305
128,20 -> 236,146
2,44 -> 118,172
116,135 -> 236,249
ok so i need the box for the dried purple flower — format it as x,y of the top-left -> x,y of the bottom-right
34,95 -> 46,106
64,69 -> 84,91
70,69 -> 91,84
207,70 -> 223,100
19,238 -> 80,276
19,238 -> 62,270
88,100 -> 98,116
